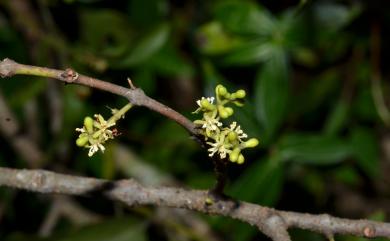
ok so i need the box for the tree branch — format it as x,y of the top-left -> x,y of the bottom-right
0,167 -> 389,241
0,58 -> 197,135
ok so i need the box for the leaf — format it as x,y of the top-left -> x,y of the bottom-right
117,23 -> 170,67
323,100 -> 349,135
147,43 -> 194,77
313,2 -> 362,32
214,1 -> 276,36
196,22 -> 242,55
277,133 -> 352,165
222,41 -> 277,65
254,49 -> 289,141
79,9 -> 132,56
350,127 -> 379,178
127,0 -> 167,28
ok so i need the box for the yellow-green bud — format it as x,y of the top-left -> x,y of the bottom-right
217,85 -> 227,96
237,154 -> 245,164
84,117 -> 94,134
76,136 -> 89,147
229,148 -> 240,162
235,90 -> 246,98
228,131 -> 237,142
244,138 -> 259,148
218,105 -> 229,118
225,107 -> 234,116
200,98 -> 211,108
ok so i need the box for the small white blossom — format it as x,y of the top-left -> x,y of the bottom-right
193,97 -> 215,114
229,121 -> 247,141
207,134 -> 231,159
88,143 -> 106,157
75,127 -> 85,133
196,97 -> 214,107
202,113 -> 222,130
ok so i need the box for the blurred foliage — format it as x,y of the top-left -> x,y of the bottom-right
0,0 -> 389,241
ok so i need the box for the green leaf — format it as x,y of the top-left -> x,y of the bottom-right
350,127 -> 379,178
127,0 -> 167,28
222,41 -> 277,65
277,133 -> 352,165
79,9 -> 132,56
313,2 -> 362,32
323,100 -> 349,135
117,23 -> 170,67
214,1 -> 276,36
196,22 -> 242,55
254,49 -> 289,141
148,43 -> 194,77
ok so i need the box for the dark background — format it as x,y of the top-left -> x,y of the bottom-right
0,0 -> 389,240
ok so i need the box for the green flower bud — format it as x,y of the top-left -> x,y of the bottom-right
76,136 -> 89,147
235,90 -> 246,98
237,154 -> 245,164
200,98 -> 211,108
229,148 -> 240,162
217,85 -> 227,96
233,100 -> 244,107
218,105 -> 229,118
244,138 -> 259,148
84,116 -> 94,134
228,131 -> 237,142
225,107 -> 234,116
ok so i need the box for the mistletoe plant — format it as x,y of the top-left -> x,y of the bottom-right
193,84 -> 259,164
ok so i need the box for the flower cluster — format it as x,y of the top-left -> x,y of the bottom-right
75,103 -> 132,157
193,85 -> 259,164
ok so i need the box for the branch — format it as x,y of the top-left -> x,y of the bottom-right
0,58 -> 197,135
1,167 -> 390,241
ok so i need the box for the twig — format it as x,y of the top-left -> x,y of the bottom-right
0,59 -> 197,135
0,167 -> 389,241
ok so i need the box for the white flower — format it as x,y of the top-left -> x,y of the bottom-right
88,143 -> 106,157
202,113 -> 222,130
207,134 -> 231,159
196,97 -> 214,107
229,121 -> 247,141
193,97 -> 215,114
75,127 -> 85,133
